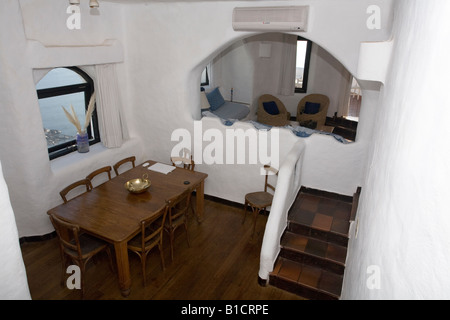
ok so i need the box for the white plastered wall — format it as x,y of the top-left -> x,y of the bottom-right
0,162 -> 31,299
342,0 -> 450,299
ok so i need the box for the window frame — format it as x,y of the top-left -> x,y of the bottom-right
37,67 -> 100,160
294,36 -> 312,94
201,65 -> 210,87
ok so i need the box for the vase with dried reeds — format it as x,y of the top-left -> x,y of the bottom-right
62,92 -> 96,153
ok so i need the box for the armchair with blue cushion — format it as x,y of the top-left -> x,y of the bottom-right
296,94 -> 330,129
257,94 -> 291,126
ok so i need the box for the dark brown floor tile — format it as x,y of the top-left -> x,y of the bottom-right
290,210 -> 315,226
288,201 -> 303,216
326,244 -> 347,264
312,213 -> 333,231
278,259 -> 302,281
332,207 -> 351,220
317,198 -> 338,215
305,238 -> 328,258
318,270 -> 343,297
298,265 -> 321,288
331,218 -> 350,235
299,195 -> 320,212
282,233 -> 308,252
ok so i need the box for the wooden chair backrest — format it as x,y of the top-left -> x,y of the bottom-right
113,156 -> 136,176
86,166 -> 112,187
263,165 -> 278,193
171,148 -> 195,171
138,205 -> 168,251
166,188 -> 191,225
171,156 -> 195,171
59,179 -> 92,204
49,214 -> 83,259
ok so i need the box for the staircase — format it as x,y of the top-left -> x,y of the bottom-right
268,187 -> 360,300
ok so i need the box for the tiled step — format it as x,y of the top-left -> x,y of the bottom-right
288,219 -> 349,247
287,192 -> 352,247
267,187 -> 357,300
269,257 -> 343,300
280,231 -> 346,275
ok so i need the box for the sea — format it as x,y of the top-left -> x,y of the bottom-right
36,68 -> 89,147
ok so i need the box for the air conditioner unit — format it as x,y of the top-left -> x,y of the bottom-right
232,6 -> 309,32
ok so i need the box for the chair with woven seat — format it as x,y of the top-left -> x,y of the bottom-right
243,165 -> 278,237
257,94 -> 291,126
127,204 -> 169,286
297,94 -> 330,129
59,179 -> 93,204
113,156 -> 136,176
171,149 -> 197,219
49,214 -> 114,298
171,154 -> 195,171
86,166 -> 112,188
164,188 -> 192,261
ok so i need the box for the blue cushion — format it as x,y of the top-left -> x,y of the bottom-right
206,87 -> 225,111
304,102 -> 321,114
263,101 -> 280,115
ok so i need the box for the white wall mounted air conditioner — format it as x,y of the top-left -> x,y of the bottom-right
232,6 -> 309,32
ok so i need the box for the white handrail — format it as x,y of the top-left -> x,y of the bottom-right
258,140 -> 305,281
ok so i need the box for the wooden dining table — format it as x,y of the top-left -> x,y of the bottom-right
47,160 -> 208,297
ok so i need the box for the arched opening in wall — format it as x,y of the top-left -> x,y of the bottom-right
198,32 -> 358,141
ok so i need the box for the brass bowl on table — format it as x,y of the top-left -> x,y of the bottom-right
124,173 -> 151,194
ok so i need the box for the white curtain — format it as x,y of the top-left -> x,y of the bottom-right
94,64 -> 129,148
278,34 -> 298,96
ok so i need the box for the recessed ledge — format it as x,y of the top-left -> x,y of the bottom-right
356,40 -> 394,84
27,38 -> 124,69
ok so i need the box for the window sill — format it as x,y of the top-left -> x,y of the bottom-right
50,138 -> 141,175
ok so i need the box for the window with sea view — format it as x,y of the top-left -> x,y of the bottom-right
36,67 -> 99,160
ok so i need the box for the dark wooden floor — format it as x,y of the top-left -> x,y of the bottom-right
20,198 -> 303,300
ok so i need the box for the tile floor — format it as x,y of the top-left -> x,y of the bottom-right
269,189 -> 353,299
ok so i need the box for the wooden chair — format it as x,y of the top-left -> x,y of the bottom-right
113,156 -> 136,176
243,165 -> 278,237
171,149 -> 197,219
127,204 -> 169,286
164,188 -> 192,261
49,214 -> 114,298
257,94 -> 291,126
171,155 -> 195,171
86,166 -> 112,188
59,179 -> 93,204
